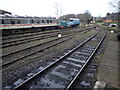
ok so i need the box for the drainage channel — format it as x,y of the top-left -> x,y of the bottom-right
10,29 -> 106,89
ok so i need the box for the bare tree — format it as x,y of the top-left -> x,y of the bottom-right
54,2 -> 59,19
84,10 -> 91,14
60,5 -> 64,18
59,14 -> 76,20
109,0 -> 120,12
54,2 -> 64,19
82,10 -> 92,23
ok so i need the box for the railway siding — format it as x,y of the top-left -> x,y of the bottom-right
2,35 -> 72,66
2,29 -> 78,45
2,29 -> 96,66
2,29 -> 82,55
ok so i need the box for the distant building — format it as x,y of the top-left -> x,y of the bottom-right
103,13 -> 118,23
102,12 -> 119,26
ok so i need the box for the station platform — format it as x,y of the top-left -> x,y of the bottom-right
97,32 -> 120,89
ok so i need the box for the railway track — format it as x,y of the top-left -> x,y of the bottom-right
1,26 -> 88,40
2,27 -> 94,47
2,27 -> 83,41
2,26 -> 94,48
2,27 -> 93,58
2,29 -> 62,40
2,28 -> 93,67
11,29 -> 106,89
2,30 -> 76,56
2,34 -> 73,67
1,29 -> 79,48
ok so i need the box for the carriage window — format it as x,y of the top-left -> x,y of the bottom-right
17,19 -> 20,24
47,20 -> 49,23
11,20 -> 15,24
42,20 -> 44,23
31,20 -> 34,23
2,19 -> 4,24
50,20 -> 52,23
4,19 -> 9,24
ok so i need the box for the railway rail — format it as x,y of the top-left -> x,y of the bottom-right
2,34 -> 73,67
2,30 -> 77,56
1,26 -> 89,40
11,29 -> 106,89
2,26 -> 83,41
2,29 -> 60,40
2,27 -> 93,48
2,27 -> 94,58
1,29 -> 78,48
2,27 -> 93,68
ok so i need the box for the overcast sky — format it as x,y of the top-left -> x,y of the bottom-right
0,0 -> 118,17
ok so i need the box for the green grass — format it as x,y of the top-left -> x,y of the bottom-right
80,22 -> 86,27
110,27 -> 119,32
96,22 -> 103,25
111,22 -> 118,25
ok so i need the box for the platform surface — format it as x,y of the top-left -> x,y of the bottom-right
98,40 -> 120,88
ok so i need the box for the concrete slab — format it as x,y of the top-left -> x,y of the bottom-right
93,81 -> 106,90
97,41 -> 120,88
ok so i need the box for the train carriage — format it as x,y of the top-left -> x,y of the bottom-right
0,10 -> 80,35
0,16 -> 58,30
0,14 -> 58,35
